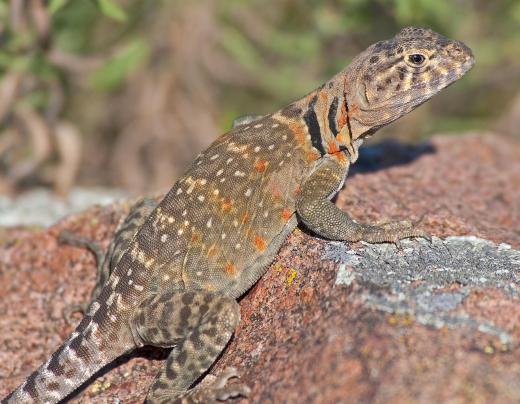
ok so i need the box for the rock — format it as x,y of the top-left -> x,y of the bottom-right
1,133 -> 519,403
0,187 -> 126,227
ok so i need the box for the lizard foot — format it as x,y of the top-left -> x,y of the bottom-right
148,367 -> 250,404
192,367 -> 251,403
62,302 -> 90,325
58,230 -> 105,324
360,220 -> 431,244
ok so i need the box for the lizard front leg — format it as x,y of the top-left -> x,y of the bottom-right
296,158 -> 429,243
130,290 -> 250,404
60,198 -> 157,321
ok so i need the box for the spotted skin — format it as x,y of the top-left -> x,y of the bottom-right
3,27 -> 474,403
60,198 -> 158,322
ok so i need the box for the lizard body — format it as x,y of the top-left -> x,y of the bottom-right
4,27 -> 474,403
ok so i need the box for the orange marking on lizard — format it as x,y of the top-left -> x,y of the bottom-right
288,121 -> 306,145
306,150 -> 321,161
222,197 -> 233,212
327,140 -> 340,154
306,92 -> 316,103
326,140 -> 347,162
334,152 -> 347,163
254,235 -> 267,251
191,233 -> 200,243
281,209 -> 292,221
294,184 -> 302,195
338,100 -> 348,129
225,262 -> 236,275
320,90 -> 329,133
338,76 -> 349,130
255,159 -> 268,173
241,212 -> 250,224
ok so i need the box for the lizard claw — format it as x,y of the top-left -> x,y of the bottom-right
194,367 -> 250,402
63,303 -> 88,325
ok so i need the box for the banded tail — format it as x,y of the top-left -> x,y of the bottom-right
3,314 -> 134,404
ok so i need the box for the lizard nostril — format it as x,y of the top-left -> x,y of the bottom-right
448,41 -> 473,63
448,45 -> 463,58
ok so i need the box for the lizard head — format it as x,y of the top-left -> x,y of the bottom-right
345,26 -> 474,139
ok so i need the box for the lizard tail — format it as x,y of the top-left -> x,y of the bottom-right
3,314 -> 134,404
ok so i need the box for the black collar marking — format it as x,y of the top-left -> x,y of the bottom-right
303,94 -> 326,156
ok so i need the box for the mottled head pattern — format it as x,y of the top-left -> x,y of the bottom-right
344,26 -> 474,136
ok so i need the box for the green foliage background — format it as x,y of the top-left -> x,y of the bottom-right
1,0 -> 519,191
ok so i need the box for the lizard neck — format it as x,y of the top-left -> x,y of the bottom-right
288,72 -> 366,164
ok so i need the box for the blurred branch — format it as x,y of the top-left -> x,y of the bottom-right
51,121 -> 82,195
9,0 -> 26,32
47,47 -> 106,74
0,0 -> 130,194
10,104 -> 52,181
0,72 -> 22,123
28,0 -> 50,45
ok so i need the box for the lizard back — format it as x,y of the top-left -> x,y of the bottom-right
114,111 -> 324,302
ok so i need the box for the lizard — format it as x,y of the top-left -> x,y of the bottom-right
3,27 -> 474,403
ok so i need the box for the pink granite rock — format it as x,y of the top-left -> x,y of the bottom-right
1,133 -> 519,403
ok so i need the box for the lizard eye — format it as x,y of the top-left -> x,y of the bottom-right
407,53 -> 426,66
